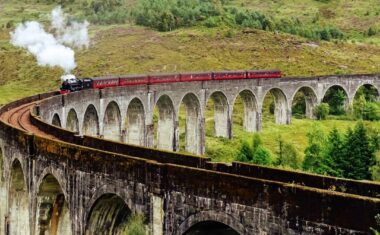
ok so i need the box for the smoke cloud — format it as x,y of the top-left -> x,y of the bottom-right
10,6 -> 90,73
51,6 -> 90,49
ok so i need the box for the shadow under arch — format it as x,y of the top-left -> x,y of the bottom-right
52,113 -> 61,127
232,89 -> 258,133
83,104 -> 99,136
262,87 -> 289,125
8,159 -> 30,235
85,193 -> 132,235
176,211 -> 245,235
103,101 -> 122,141
126,97 -> 146,146
322,85 -> 349,115
66,108 -> 79,132
353,83 -> 380,102
35,173 -> 72,235
178,93 -> 202,154
291,86 -> 318,119
206,91 -> 230,138
154,94 -> 176,151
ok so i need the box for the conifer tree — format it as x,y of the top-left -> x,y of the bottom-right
323,128 -> 345,177
343,123 -> 375,180
303,125 -> 326,172
275,135 -> 301,169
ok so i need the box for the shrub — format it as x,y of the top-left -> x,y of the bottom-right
123,214 -> 146,235
314,103 -> 330,120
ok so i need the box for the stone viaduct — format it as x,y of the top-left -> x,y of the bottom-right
44,73 -> 379,155
0,73 -> 380,235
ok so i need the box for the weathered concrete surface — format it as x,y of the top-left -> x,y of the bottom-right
126,98 -> 145,146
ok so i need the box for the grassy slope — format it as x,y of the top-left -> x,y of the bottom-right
0,1 -> 380,162
230,0 -> 380,32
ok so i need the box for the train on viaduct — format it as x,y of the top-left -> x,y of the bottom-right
0,72 -> 380,235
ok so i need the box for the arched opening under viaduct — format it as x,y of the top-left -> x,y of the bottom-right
35,174 -> 72,235
154,95 -> 176,151
85,194 -> 131,235
232,90 -> 258,135
262,88 -> 288,125
125,98 -> 145,146
322,85 -> 349,116
82,105 -> 99,136
184,221 -> 239,235
206,91 -> 230,138
178,93 -> 202,155
103,101 -> 122,141
291,87 -> 318,119
8,160 -> 30,235
52,113 -> 61,127
353,84 -> 380,120
66,109 -> 79,133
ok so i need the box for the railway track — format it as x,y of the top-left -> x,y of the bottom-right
1,102 -> 56,139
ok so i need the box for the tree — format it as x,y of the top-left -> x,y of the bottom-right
251,134 -> 272,165
275,135 -> 302,169
314,103 -> 330,120
252,145 -> 272,165
353,94 -> 367,119
303,124 -> 334,174
323,128 -> 345,177
235,134 -> 272,166
342,122 -> 375,180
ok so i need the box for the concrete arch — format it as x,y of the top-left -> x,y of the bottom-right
66,108 -> 79,133
82,104 -> 99,136
291,86 -> 318,119
232,89 -> 258,133
126,98 -> 145,146
52,113 -> 61,127
8,159 -> 30,235
322,85 -> 349,114
103,101 -> 122,141
353,83 -> 380,101
154,94 -> 176,151
179,93 -> 202,155
207,91 -> 230,138
262,88 -> 289,124
175,210 -> 246,235
85,193 -> 132,235
34,173 -> 72,235
322,84 -> 349,102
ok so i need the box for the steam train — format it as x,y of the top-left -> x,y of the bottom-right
60,70 -> 282,94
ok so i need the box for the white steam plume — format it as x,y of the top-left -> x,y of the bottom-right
10,6 -> 90,73
10,21 -> 76,73
51,6 -> 90,49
